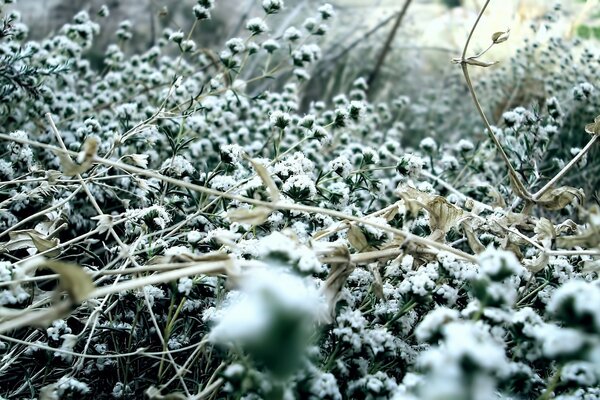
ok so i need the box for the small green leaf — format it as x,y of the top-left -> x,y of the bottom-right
577,24 -> 592,39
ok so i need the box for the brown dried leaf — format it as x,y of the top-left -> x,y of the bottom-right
427,197 -> 463,233
491,29 -> 510,44
249,158 -> 280,203
397,186 -> 463,233
460,218 -> 485,254
228,206 -> 271,226
27,231 -> 61,258
534,218 -> 556,248
43,260 -> 95,303
320,245 -> 354,323
348,225 -> 369,252
536,187 -> 584,210
55,136 -> 99,176
368,264 -> 385,300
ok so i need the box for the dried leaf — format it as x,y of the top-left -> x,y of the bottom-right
426,197 -> 463,233
556,219 -> 578,235
397,185 -> 462,234
460,218 -> 485,254
320,246 -> 354,323
501,234 -> 523,259
464,57 -> 498,68
491,29 -> 510,44
1,230 -> 60,257
536,187 -> 584,210
249,158 -> 280,203
523,252 -> 549,273
368,264 -> 385,300
584,115 -> 600,135
556,210 -> 600,250
55,136 -> 99,176
43,260 -> 95,303
534,218 -> 556,250
228,206 -> 271,226
27,232 -> 61,258
348,225 -> 368,251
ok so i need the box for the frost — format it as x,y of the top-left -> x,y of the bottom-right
477,247 -> 525,281
209,268 -> 324,345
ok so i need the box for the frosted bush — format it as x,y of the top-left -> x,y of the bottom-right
0,0 -> 598,399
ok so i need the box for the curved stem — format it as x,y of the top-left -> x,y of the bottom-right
458,0 -> 531,201
533,135 -> 598,200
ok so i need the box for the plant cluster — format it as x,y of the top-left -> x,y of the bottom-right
0,0 -> 598,399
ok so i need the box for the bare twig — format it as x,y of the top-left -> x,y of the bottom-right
367,0 -> 413,91
456,0 -> 532,202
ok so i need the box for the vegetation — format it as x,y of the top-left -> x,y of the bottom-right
0,0 -> 599,399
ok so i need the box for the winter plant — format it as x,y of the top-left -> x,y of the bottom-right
0,0 -> 599,399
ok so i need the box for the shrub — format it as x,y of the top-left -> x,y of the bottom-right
0,0 -> 599,399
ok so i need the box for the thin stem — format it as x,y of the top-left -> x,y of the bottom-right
533,135 -> 598,200
458,0 -> 532,201
367,0 -> 413,90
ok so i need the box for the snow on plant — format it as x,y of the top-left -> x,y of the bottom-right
0,0 -> 598,399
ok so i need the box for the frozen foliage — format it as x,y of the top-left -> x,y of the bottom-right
0,1 -> 599,399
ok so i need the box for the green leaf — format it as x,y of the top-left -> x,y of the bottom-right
577,24 -> 592,39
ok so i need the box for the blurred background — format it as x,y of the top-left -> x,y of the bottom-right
9,0 -> 595,99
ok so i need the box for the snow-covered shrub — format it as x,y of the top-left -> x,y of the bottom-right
0,0 -> 598,399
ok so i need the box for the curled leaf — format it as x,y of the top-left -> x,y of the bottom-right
534,218 -> 556,250
397,185 -> 463,234
536,186 -> 584,210
55,136 -> 99,176
556,219 -> 578,235
556,206 -> 600,249
460,218 -> 485,254
492,29 -> 510,44
584,115 -> 600,135
320,245 -> 354,323
248,158 -> 280,203
426,197 -> 463,233
523,251 -> 549,273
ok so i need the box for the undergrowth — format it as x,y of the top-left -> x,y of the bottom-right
0,0 -> 599,399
